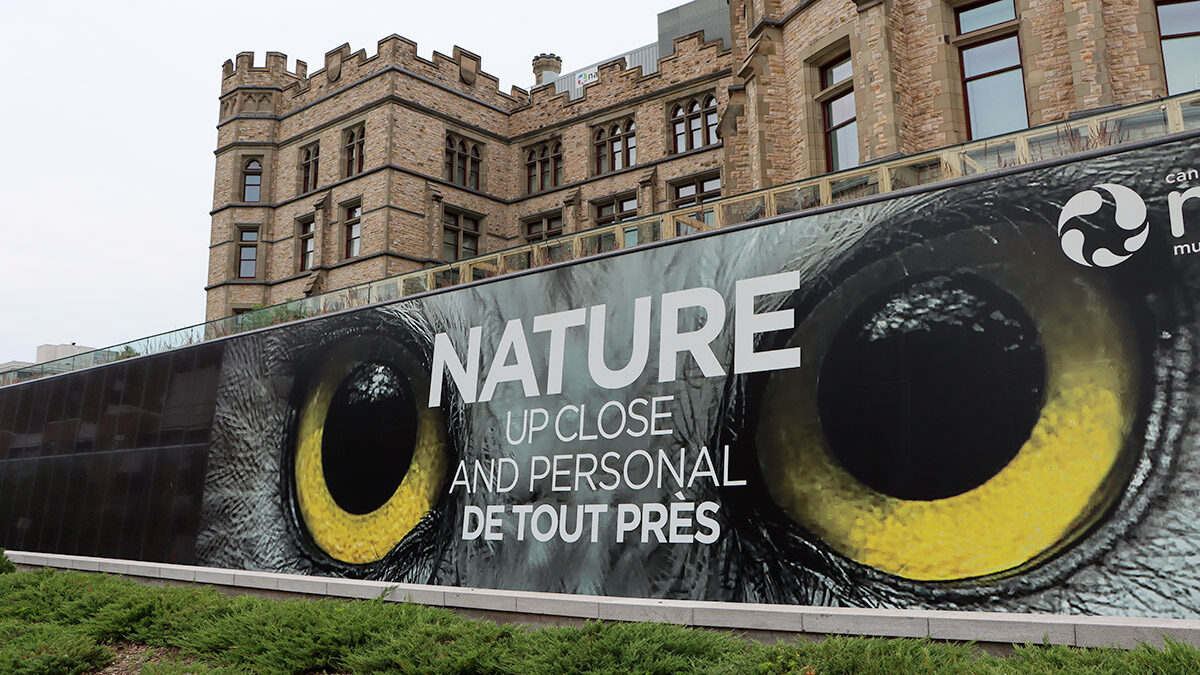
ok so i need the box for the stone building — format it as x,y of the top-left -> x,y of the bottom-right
206,0 -> 1194,320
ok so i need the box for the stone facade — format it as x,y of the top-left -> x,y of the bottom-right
207,0 -> 1179,321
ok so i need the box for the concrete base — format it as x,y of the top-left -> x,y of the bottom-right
8,550 -> 1200,650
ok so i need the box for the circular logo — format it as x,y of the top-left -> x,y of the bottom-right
1057,183 -> 1149,268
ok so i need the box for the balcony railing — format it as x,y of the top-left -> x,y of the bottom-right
5,91 -> 1199,387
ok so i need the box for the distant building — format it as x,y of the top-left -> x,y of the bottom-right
0,361 -> 33,375
206,0 -> 1186,320
0,344 -> 99,384
35,344 -> 97,364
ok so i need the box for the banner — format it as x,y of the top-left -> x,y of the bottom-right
4,134 -> 1200,617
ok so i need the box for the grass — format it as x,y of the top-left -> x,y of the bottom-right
2,568 -> 1200,673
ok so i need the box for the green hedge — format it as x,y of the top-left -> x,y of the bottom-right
1,567 -> 1199,674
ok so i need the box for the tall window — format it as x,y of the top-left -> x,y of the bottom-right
237,229 -> 258,279
594,194 -> 638,226
442,208 -> 480,260
524,213 -> 564,242
344,203 -> 362,259
445,133 -> 482,190
297,218 -> 315,272
594,120 -> 636,174
525,140 -> 563,193
344,125 -> 365,177
241,159 -> 262,202
670,95 -> 718,153
821,57 -> 859,171
1159,0 -> 1200,95
300,142 -> 320,194
957,0 -> 1027,139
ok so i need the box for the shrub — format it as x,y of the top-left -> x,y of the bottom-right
0,549 -> 14,575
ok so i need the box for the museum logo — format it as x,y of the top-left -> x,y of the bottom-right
1056,183 -> 1149,268
1056,179 -> 1200,265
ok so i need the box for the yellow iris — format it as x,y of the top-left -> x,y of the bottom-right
294,350 -> 446,565
758,256 -> 1138,581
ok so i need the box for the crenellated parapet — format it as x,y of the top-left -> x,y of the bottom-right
219,36 -> 528,124
514,30 -> 731,129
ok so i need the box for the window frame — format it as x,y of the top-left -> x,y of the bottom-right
593,119 -> 637,175
1156,0 -> 1200,95
343,202 -> 362,260
444,132 -> 483,191
593,193 -> 639,226
524,139 -> 563,194
241,158 -> 263,202
343,124 -> 365,177
669,95 -> 719,154
297,217 -> 316,272
236,228 -> 259,279
523,211 -> 565,243
954,0 -> 1028,140
816,55 -> 859,172
299,142 -> 320,194
670,172 -> 722,209
441,207 -> 482,261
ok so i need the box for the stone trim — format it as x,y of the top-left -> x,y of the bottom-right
10,550 -> 1200,649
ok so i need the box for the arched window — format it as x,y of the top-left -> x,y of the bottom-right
526,150 -> 538,194
670,95 -> 718,153
344,124 -> 365,177
445,132 -> 483,190
300,143 -> 320,194
594,128 -> 608,174
469,145 -> 481,189
241,159 -> 262,202
525,139 -> 563,193
457,141 -> 468,185
594,118 -> 636,174
552,143 -> 563,187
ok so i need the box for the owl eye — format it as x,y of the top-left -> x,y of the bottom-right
816,272 -> 1045,503
291,335 -> 447,565
751,225 -> 1142,582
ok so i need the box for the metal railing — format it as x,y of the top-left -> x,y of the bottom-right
5,91 -> 1199,387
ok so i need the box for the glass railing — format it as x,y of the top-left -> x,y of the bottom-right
5,90 -> 1200,387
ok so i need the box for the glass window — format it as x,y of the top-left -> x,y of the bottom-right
595,193 -> 639,226
957,0 -> 1016,33
821,57 -> 859,171
960,35 -> 1028,138
300,143 -> 320,194
672,173 -> 722,207
298,219 -> 315,272
344,203 -> 362,259
444,133 -> 482,190
525,140 -> 563,192
823,57 -> 853,88
442,209 -> 481,260
670,96 -> 719,153
524,213 -> 564,242
241,159 -> 262,202
237,229 -> 258,279
1159,1 -> 1200,95
594,120 -> 636,175
344,125 -> 365,177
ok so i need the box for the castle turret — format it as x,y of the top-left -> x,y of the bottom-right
532,53 -> 562,85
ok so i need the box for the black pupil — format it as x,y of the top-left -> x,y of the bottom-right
817,273 -> 1046,501
322,362 -> 417,514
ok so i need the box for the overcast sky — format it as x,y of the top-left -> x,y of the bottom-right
0,0 -> 690,364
